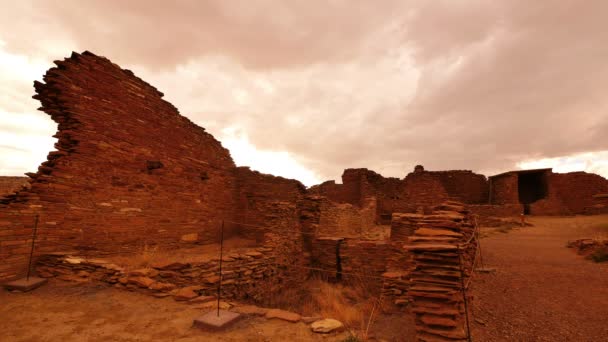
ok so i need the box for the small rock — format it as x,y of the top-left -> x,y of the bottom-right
180,233 -> 198,242
129,268 -> 159,278
475,318 -> 486,325
188,295 -> 216,304
148,282 -> 176,292
232,305 -> 269,316
197,301 -> 232,310
302,316 -> 322,324
204,275 -> 220,284
265,309 -> 301,323
173,286 -> 199,301
310,319 -> 344,333
151,261 -> 188,270
128,276 -> 155,288
394,299 -> 409,306
245,251 -> 264,258
152,293 -> 171,298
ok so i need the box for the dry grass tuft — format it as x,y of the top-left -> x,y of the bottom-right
270,277 -> 383,340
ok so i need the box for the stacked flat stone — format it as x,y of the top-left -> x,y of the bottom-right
404,201 -> 475,342
35,233 -> 297,304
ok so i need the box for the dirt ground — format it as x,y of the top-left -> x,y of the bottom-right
0,280 -> 355,342
3,215 -> 607,341
0,279 -> 414,342
470,215 -> 608,341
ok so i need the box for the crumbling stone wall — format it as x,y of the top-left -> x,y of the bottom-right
0,177 -> 29,197
490,170 -> 608,215
310,167 -> 487,224
402,171 -> 450,211
234,167 -> 304,240
551,172 -> 608,214
316,197 -> 376,237
429,170 -> 488,204
489,173 -> 519,204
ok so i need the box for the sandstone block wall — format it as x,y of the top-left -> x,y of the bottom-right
35,232 -> 294,304
234,167 -> 304,240
429,170 -> 488,204
0,177 -> 29,197
316,197 -> 376,237
0,51 -> 305,282
551,172 -> 608,214
489,173 -> 519,204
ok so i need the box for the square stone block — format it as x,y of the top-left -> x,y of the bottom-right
3,277 -> 48,292
193,310 -> 242,331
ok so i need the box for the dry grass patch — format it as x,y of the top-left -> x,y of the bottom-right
270,278 -> 384,340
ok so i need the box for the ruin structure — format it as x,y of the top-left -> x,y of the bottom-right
1,51 -> 608,341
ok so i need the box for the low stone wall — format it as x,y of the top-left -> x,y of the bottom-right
390,213 -> 424,241
405,201 -> 476,342
317,197 -> 376,237
35,233 -> 300,304
311,236 -> 412,306
584,194 -> 608,215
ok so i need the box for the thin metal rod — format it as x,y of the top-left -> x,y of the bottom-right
217,220 -> 224,317
26,214 -> 40,281
458,247 -> 473,342
474,216 -> 484,269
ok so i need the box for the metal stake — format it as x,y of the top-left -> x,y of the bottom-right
26,214 -> 40,281
217,220 -> 224,317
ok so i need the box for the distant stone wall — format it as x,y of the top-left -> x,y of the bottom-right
234,167 -> 304,240
490,173 -> 519,204
551,172 -> 608,214
0,177 -> 29,197
429,170 -> 488,204
316,197 -> 376,237
35,232 -> 297,304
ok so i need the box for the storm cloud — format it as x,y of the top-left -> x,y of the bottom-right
0,0 -> 606,185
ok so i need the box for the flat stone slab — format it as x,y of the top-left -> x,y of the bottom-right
265,308 -> 301,322
193,310 -> 242,331
3,277 -> 48,292
403,243 -> 458,251
475,267 -> 497,273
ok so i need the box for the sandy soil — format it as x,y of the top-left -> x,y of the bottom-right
0,280 -> 414,341
0,280 -> 354,342
470,215 -> 608,341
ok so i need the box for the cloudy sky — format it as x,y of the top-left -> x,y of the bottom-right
1,0 -> 607,186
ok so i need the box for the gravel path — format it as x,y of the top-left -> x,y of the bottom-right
470,215 -> 608,341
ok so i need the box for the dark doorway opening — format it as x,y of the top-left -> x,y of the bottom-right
518,171 -> 548,214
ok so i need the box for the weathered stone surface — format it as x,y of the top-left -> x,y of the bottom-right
197,301 -> 232,310
173,286 -> 199,301
188,295 -> 216,304
148,281 -> 176,292
415,228 -> 463,237
128,276 -> 155,288
180,233 -> 198,242
265,309 -> 301,323
232,305 -> 269,316
310,319 -> 344,333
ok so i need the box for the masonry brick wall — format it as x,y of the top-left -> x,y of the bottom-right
0,51 -> 238,281
551,172 -> 608,214
490,173 -> 519,204
234,167 -> 304,240
402,171 -> 450,209
429,170 -> 488,204
317,197 -> 376,237
0,177 -> 29,197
